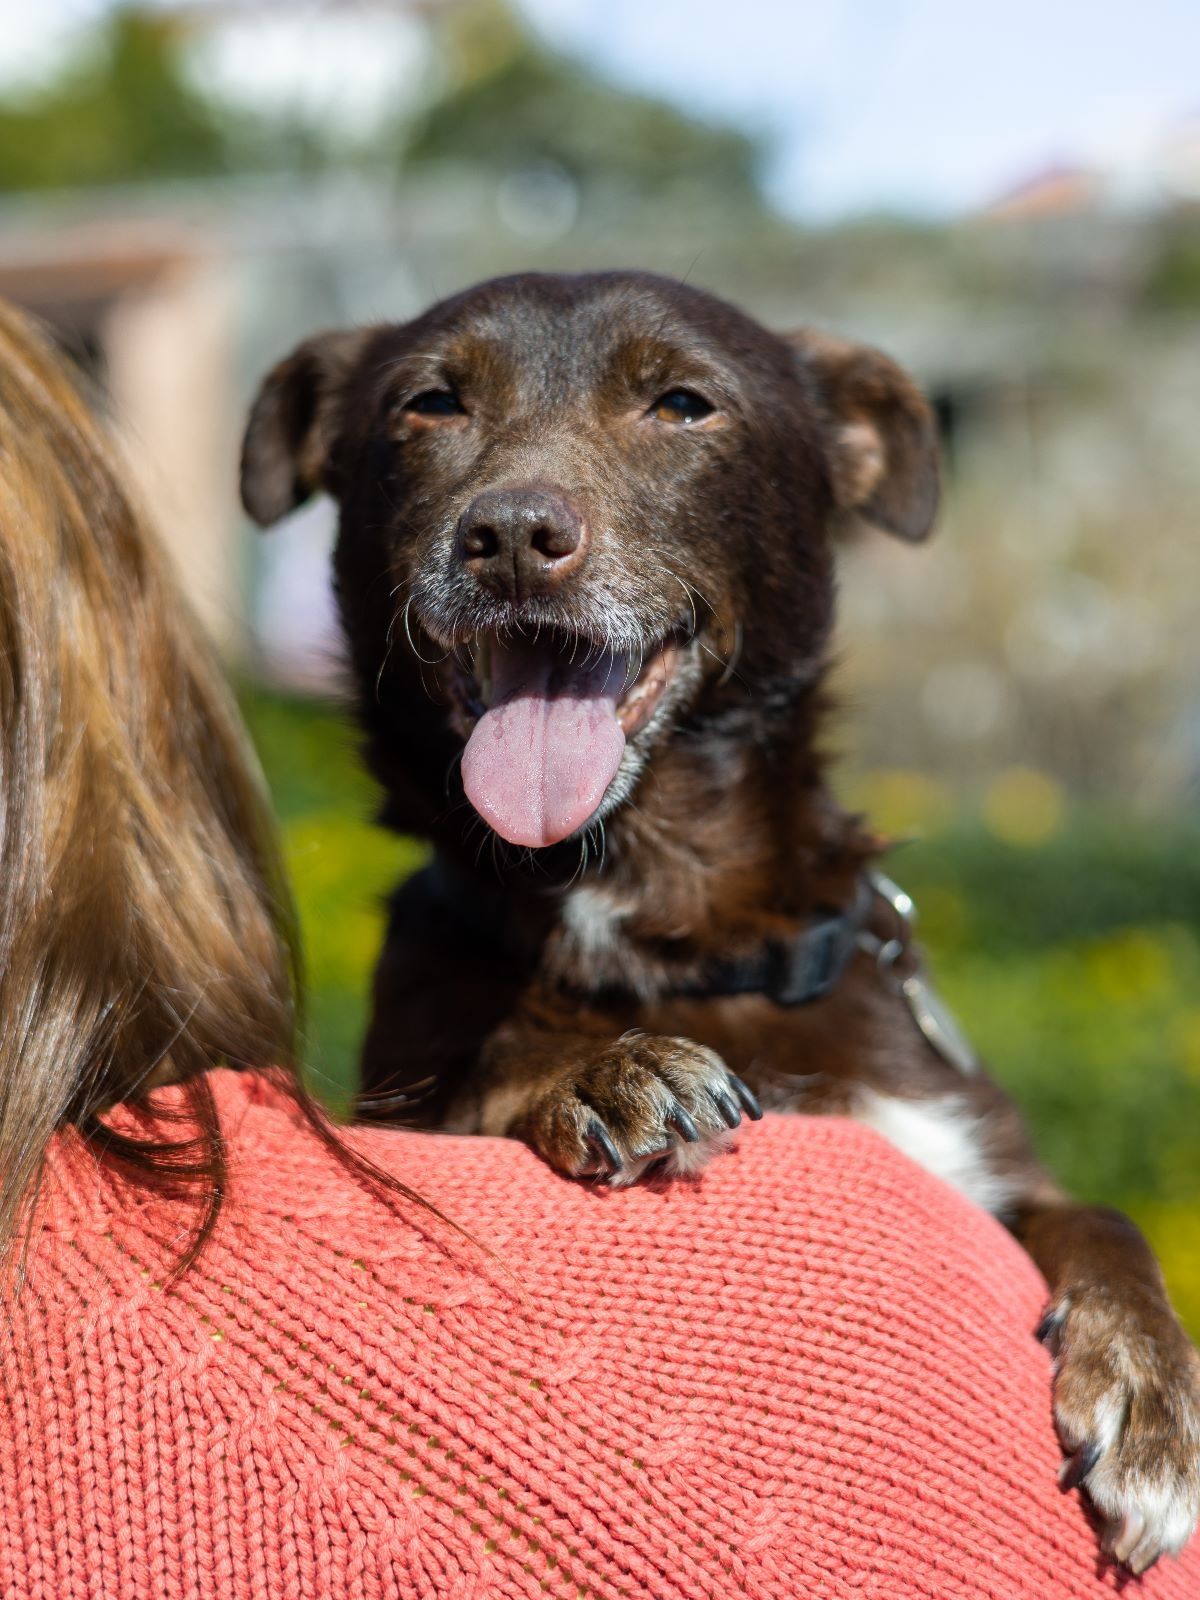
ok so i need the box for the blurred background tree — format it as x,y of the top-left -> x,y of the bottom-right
0,9 -> 230,190
0,1 -> 772,207
403,0 -> 766,207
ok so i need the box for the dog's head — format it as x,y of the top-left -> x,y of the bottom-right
242,271 -> 938,850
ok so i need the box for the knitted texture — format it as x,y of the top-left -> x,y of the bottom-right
1,1071 -> 1196,1600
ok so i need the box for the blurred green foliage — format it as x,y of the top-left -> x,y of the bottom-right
240,690 -> 426,1116
0,10 -> 230,192
0,1 -> 767,208
244,689 -> 1199,1335
1144,221 -> 1200,309
896,828 -> 1200,1336
405,0 -> 764,203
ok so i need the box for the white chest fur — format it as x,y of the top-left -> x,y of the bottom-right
853,1087 -> 1015,1216
561,885 -> 630,965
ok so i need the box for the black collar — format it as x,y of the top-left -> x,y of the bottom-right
679,878 -> 875,1006
422,856 -> 874,1009
412,860 -> 980,1077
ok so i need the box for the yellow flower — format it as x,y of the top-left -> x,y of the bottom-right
1170,1010 -> 1200,1081
846,768 -> 955,837
982,767 -> 1064,847
1084,929 -> 1173,1007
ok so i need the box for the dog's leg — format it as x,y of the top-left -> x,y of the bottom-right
1011,1191 -> 1200,1572
447,1020 -> 762,1185
355,869 -> 528,1126
836,1068 -> 1200,1571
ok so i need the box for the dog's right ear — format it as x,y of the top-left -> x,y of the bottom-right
239,329 -> 370,526
790,329 -> 940,543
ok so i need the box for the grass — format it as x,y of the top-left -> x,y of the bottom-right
241,689 -> 428,1115
242,688 -> 1200,1335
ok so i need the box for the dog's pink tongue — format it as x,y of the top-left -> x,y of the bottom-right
462,637 -> 627,848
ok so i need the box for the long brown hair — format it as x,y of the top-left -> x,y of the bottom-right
0,300 -> 313,1272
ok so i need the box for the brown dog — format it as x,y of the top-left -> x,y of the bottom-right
242,270 -> 1200,1570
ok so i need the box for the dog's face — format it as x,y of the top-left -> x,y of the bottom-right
242,272 -> 938,849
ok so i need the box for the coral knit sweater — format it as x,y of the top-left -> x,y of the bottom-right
2,1071 -> 1197,1600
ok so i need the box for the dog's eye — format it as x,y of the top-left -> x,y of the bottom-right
404,389 -> 465,417
649,389 -> 715,425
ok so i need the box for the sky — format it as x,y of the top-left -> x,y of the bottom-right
0,0 -> 1197,219
517,0 -> 1200,217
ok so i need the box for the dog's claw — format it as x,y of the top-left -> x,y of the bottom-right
1110,1509 -> 1147,1566
1110,1506 -> 1165,1574
731,1077 -> 763,1120
1035,1305 -> 1065,1349
711,1087 -> 743,1130
667,1103 -> 701,1143
586,1118 -> 623,1174
1060,1441 -> 1102,1492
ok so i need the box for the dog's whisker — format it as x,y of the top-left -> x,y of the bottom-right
656,565 -> 699,639
718,620 -> 744,687
401,597 -> 451,668
443,748 -> 464,798
376,617 -> 398,704
571,834 -> 587,886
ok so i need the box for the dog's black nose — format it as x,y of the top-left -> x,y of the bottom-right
457,487 -> 586,599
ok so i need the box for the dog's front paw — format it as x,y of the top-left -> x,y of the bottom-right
1039,1289 -> 1200,1572
525,1032 -> 761,1185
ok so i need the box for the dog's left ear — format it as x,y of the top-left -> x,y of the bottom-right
240,328 -> 371,527
790,330 -> 940,542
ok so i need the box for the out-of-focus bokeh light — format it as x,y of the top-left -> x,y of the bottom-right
982,768 -> 1066,848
